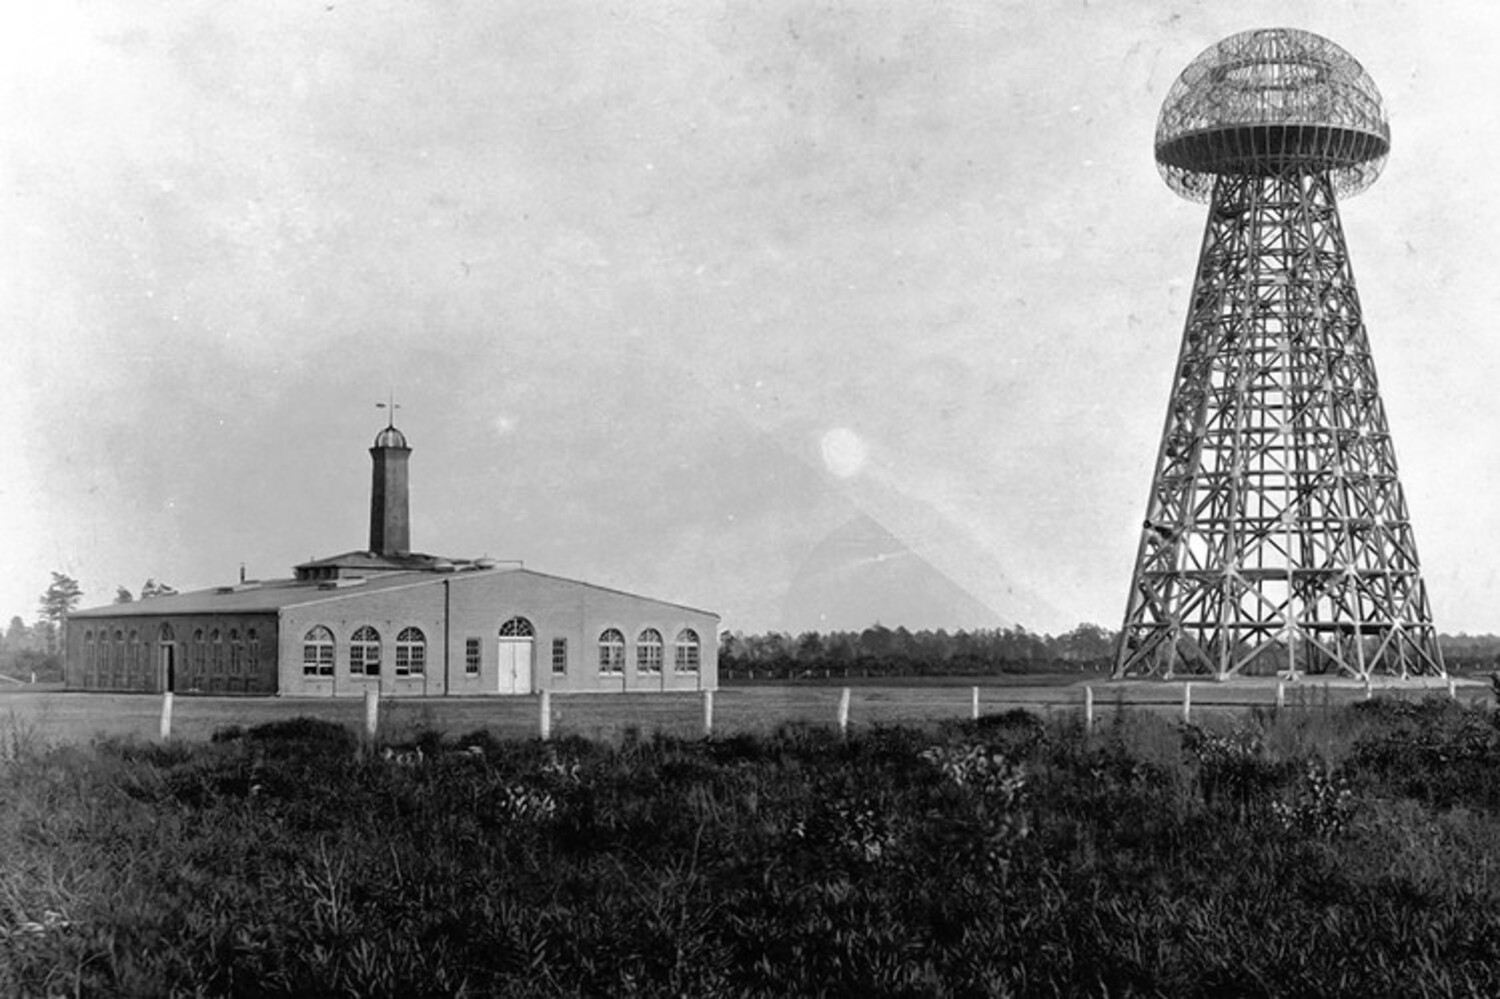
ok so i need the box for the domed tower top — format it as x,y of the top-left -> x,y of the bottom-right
374,424 -> 409,450
1155,28 -> 1390,202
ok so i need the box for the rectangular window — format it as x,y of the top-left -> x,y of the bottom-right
350,647 -> 380,676
551,638 -> 568,675
465,638 -> 481,676
303,646 -> 334,676
395,645 -> 425,676
638,642 -> 662,675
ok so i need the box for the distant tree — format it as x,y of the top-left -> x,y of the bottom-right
114,586 -> 134,604
38,572 -> 83,655
1056,623 -> 1115,663
824,631 -> 857,664
33,622 -> 57,658
5,616 -> 32,653
859,625 -> 894,659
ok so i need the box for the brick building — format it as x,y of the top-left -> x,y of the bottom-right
64,421 -> 718,696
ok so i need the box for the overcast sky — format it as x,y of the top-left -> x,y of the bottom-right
5,1 -> 1499,636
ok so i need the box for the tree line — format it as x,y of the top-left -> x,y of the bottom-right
720,624 -> 1500,679
718,623 -> 1117,678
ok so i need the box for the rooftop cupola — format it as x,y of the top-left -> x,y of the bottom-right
374,425 -> 408,449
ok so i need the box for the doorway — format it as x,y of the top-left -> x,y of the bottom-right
158,624 -> 177,693
498,616 -> 534,695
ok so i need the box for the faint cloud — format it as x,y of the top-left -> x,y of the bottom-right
493,414 -> 517,437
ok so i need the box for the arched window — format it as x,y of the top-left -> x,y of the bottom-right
350,626 -> 381,676
598,629 -> 625,675
247,629 -> 259,674
113,630 -> 125,686
131,630 -> 146,682
636,629 -> 663,675
499,617 -> 534,638
303,626 -> 334,677
229,629 -> 242,675
395,627 -> 426,676
675,629 -> 701,673
211,630 -> 224,674
84,631 -> 96,684
192,629 -> 206,682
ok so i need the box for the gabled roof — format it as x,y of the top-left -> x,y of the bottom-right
68,571 -> 462,618
68,565 -> 719,620
445,567 -> 721,619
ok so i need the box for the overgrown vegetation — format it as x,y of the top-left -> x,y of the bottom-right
4,700 -> 1500,995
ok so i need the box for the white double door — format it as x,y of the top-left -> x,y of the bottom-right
497,638 -> 533,695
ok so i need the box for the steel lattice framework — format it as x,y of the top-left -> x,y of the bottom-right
1114,29 -> 1443,680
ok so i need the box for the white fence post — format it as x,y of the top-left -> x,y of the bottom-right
1448,678 -> 1457,702
1182,682 -> 1192,724
702,689 -> 714,737
364,688 -> 379,742
539,689 -> 552,741
837,687 -> 851,737
1276,681 -> 1285,710
970,686 -> 980,721
159,691 -> 174,741
1084,685 -> 1094,734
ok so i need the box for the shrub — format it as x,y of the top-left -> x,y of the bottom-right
1272,762 -> 1358,838
1343,698 -> 1500,808
245,716 -> 356,749
1183,722 -> 1296,819
4,708 -> 1500,995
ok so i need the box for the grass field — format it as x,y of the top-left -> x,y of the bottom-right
5,696 -> 1500,994
0,676 -> 1489,748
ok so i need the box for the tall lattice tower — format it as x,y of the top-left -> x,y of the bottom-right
1114,28 -> 1443,681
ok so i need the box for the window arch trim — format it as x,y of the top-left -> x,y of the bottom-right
303,626 -> 335,677
675,629 -> 701,673
350,625 -> 381,677
395,627 -> 426,677
499,616 -> 534,638
598,628 -> 625,675
636,628 -> 663,675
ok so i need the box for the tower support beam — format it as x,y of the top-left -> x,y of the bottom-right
1114,171 -> 1443,680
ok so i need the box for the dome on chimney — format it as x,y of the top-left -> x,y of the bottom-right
374,425 -> 409,449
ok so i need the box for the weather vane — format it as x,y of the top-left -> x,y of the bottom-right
376,392 -> 400,429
